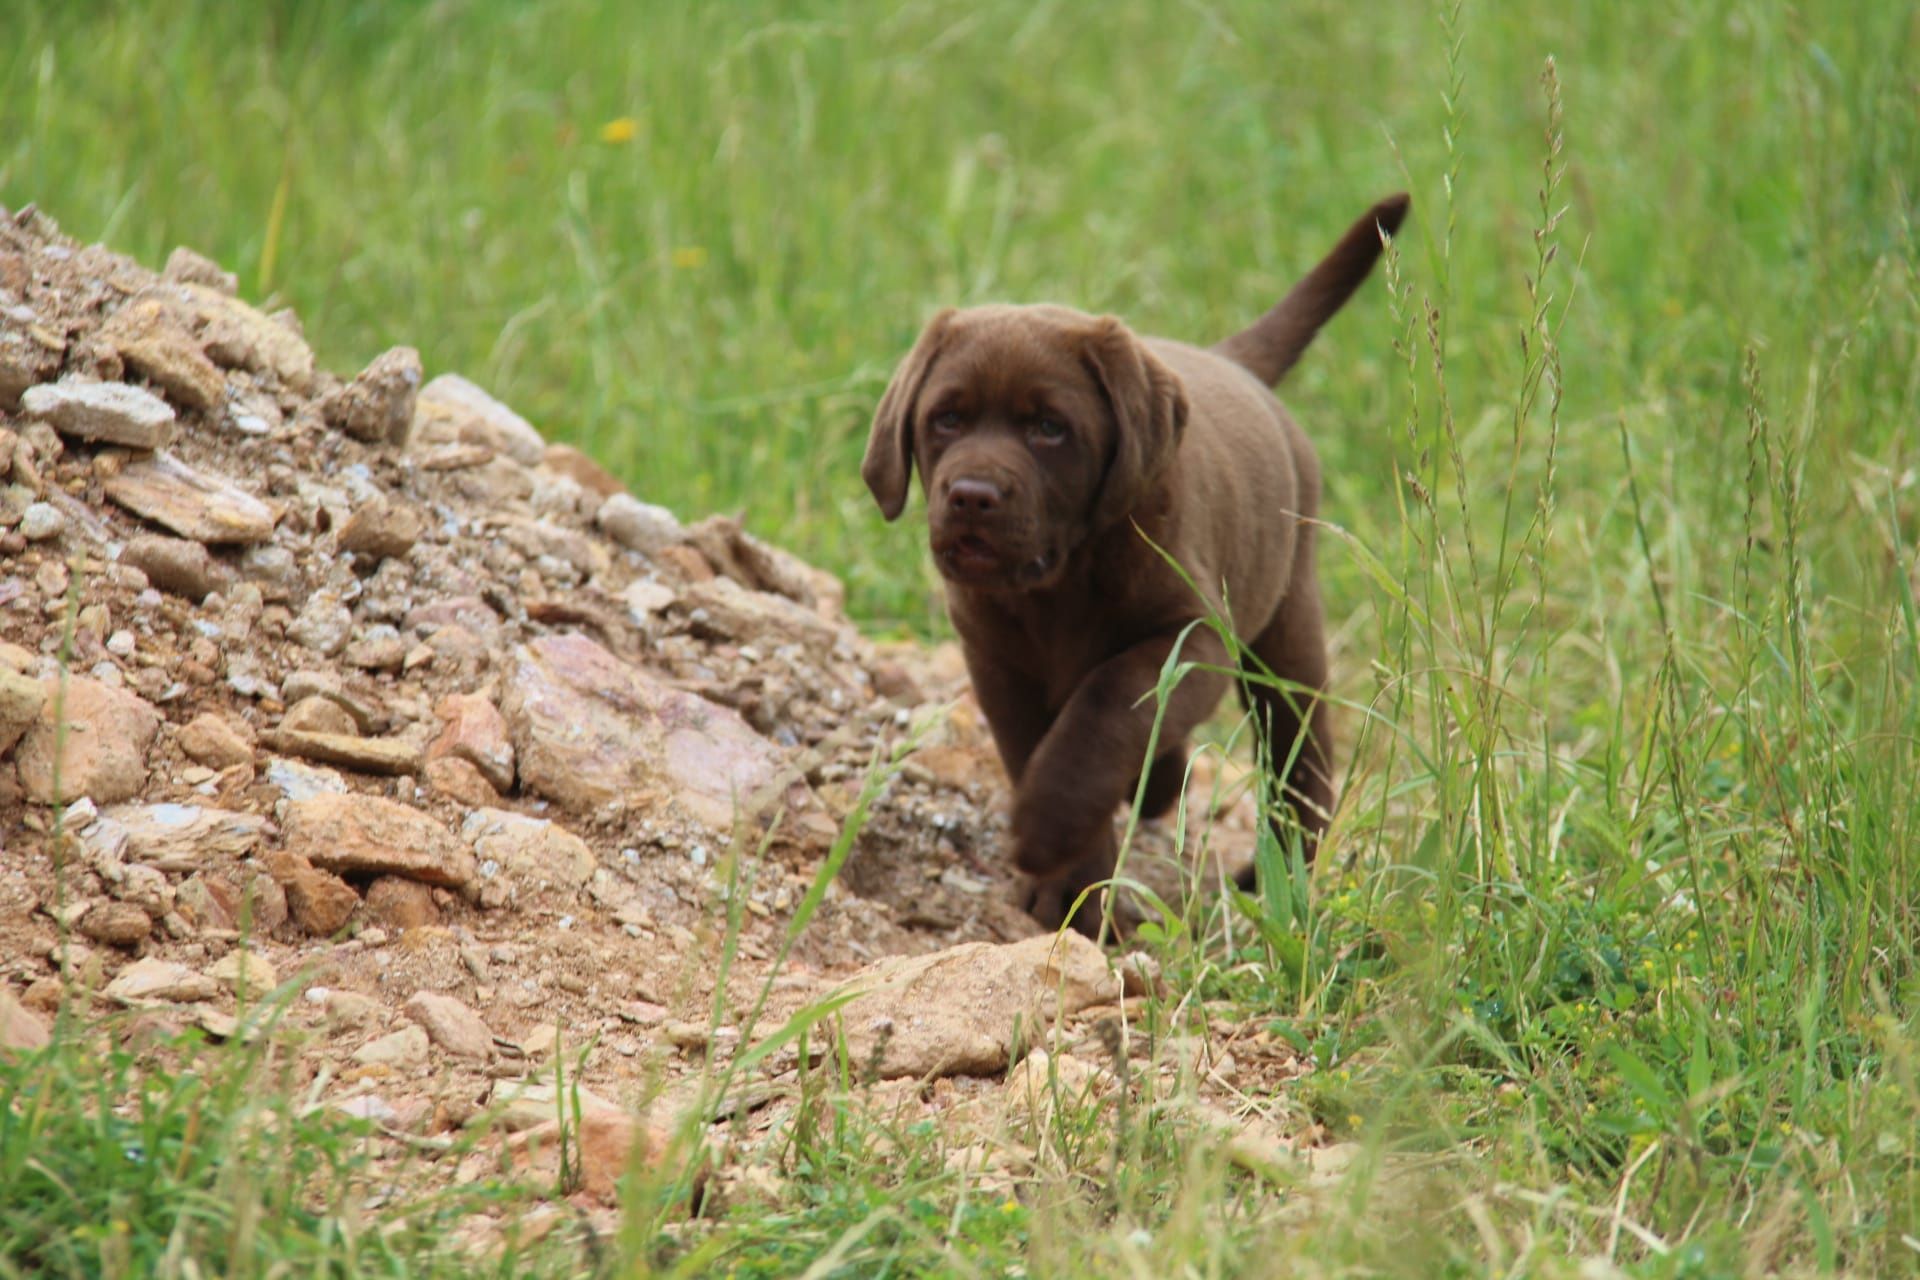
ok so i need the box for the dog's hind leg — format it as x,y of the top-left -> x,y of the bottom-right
1236,546 -> 1335,890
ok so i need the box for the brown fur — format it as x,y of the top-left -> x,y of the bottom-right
865,194 -> 1409,933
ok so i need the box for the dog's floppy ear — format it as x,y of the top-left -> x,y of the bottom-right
863,309 -> 954,521
1083,316 -> 1189,532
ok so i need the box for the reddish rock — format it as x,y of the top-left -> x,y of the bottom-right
0,987 -> 49,1055
365,876 -> 441,930
502,633 -> 784,830
542,443 -> 626,498
260,848 -> 359,936
424,756 -> 500,808
104,451 -> 277,545
336,495 -> 425,561
78,902 -> 153,949
321,346 -> 421,445
507,1110 -> 678,1206
429,693 -> 514,792
283,793 -> 475,889
176,712 -> 255,769
0,667 -> 45,757
15,677 -> 162,804
281,695 -> 358,737
403,991 -> 494,1059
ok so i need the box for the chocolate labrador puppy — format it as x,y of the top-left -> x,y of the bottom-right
864,194 -> 1408,933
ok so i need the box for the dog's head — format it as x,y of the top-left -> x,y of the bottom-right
863,305 -> 1188,591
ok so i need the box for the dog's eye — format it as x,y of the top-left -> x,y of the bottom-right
929,411 -> 962,434
1031,417 -> 1068,444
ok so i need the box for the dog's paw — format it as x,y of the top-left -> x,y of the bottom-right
1019,874 -> 1104,937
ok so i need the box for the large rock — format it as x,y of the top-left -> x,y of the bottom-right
0,667 -> 45,757
410,373 -> 546,466
105,451 -> 277,544
0,988 -> 49,1055
20,379 -> 177,449
97,803 -> 270,871
829,933 -> 1121,1079
172,282 -> 316,393
104,958 -> 219,1004
176,713 -> 255,768
283,793 -> 475,889
502,633 -> 785,829
260,728 -> 422,776
321,346 -> 421,445
15,677 -> 162,804
462,808 -> 596,889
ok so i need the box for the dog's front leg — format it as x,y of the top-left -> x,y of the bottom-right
1011,625 -> 1230,896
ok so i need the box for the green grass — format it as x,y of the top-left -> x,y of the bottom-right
5,0 -> 1920,1275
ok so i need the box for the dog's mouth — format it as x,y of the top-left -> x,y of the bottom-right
933,533 -> 1058,588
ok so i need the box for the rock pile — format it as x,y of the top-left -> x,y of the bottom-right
0,203 -> 1283,1217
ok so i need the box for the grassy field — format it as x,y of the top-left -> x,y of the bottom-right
5,0 -> 1920,1275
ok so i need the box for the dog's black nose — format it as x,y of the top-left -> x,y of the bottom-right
946,478 -> 1003,515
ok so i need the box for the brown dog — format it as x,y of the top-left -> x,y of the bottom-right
864,194 -> 1408,933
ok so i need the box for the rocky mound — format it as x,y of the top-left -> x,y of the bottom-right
0,202 -> 1287,1216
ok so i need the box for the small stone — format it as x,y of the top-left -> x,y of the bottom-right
353,1024 -> 430,1069
596,492 -> 685,556
79,901 -> 154,948
424,756 -> 500,807
342,629 -> 406,672
105,452 -> 276,544
429,693 -> 514,792
18,502 -> 62,541
15,677 -> 162,804
403,991 -> 494,1059
176,712 -> 254,768
260,848 -> 359,936
20,379 -> 178,449
288,592 -> 353,656
321,346 -> 422,444
120,535 -> 227,602
106,629 -> 135,657
325,990 -> 379,1028
365,877 -> 441,930
336,496 -> 424,562
174,873 -> 242,931
163,246 -> 239,294
280,669 -> 381,733
283,793 -> 475,888
104,957 -> 217,1003
208,949 -> 277,993
410,373 -> 546,465
281,695 -> 358,738
259,729 -> 422,776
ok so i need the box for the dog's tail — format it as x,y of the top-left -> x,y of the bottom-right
1212,192 -> 1410,386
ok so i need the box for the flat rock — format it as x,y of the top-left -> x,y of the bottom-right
403,991 -> 493,1059
283,793 -> 475,889
99,803 -> 270,871
429,693 -> 514,792
15,677 -> 161,804
104,957 -> 218,1004
353,1024 -> 430,1069
505,1110 -> 675,1207
20,379 -> 177,449
96,295 -> 225,410
163,246 -> 238,293
830,933 -> 1121,1079
0,988 -> 49,1054
282,669 -> 383,733
462,807 -> 596,888
120,535 -> 228,601
260,729 -> 422,777
485,1079 -> 620,1132
322,346 -> 421,444
0,666 -> 45,756
260,848 -> 360,935
410,373 -> 545,466
105,451 -> 276,544
208,949 -> 277,993
336,495 -> 424,561
503,632 -> 785,830
678,575 -> 844,656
